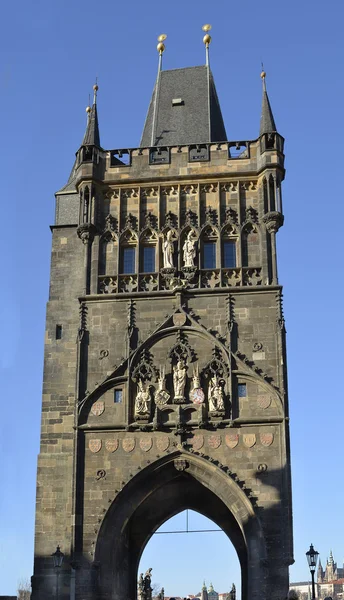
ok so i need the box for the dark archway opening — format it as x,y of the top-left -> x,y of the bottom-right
95,453 -> 265,600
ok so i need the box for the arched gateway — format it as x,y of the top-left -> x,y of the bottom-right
95,451 -> 265,600
31,39 -> 293,600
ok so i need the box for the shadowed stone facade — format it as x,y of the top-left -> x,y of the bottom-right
32,65 -> 293,600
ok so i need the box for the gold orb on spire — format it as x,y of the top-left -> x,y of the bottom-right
93,83 -> 99,91
202,24 -> 212,46
260,70 -> 266,79
157,33 -> 167,54
86,105 -> 91,114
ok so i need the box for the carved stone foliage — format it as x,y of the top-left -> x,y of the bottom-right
243,268 -> 262,286
119,275 -> 137,293
244,206 -> 258,225
201,270 -> 221,289
122,212 -> 137,231
104,214 -> 117,238
183,208 -> 197,227
224,207 -> 238,226
99,277 -> 117,294
139,275 -> 158,292
263,211 -> 284,234
164,211 -> 177,228
142,211 -> 157,230
77,223 -> 96,244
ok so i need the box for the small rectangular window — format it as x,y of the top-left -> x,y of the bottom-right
238,383 -> 247,398
121,247 -> 135,274
202,241 -> 216,269
56,325 -> 62,340
142,246 -> 155,273
114,390 -> 123,404
223,241 -> 236,268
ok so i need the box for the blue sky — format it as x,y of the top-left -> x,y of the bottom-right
1,0 -> 344,596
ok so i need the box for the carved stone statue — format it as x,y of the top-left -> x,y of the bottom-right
183,231 -> 196,267
138,568 -> 153,600
135,379 -> 151,416
208,375 -> 225,412
162,230 -> 174,269
173,359 -> 187,401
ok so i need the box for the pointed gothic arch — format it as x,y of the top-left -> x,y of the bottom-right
94,451 -> 267,600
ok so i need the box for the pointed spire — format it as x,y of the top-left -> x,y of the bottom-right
259,67 -> 277,136
82,81 -> 100,147
201,582 -> 208,600
329,550 -> 334,565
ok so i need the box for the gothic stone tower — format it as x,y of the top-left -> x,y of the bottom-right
32,47 -> 293,600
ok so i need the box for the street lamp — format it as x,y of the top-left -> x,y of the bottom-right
52,545 -> 64,600
306,543 -> 319,600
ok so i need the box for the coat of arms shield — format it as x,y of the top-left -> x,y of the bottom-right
260,433 -> 274,447
140,437 -> 153,452
243,434 -> 256,448
208,434 -> 222,449
155,389 -> 170,406
156,436 -> 170,452
91,401 -> 105,416
89,439 -> 102,453
105,439 -> 119,453
122,438 -> 136,452
225,433 -> 239,449
192,434 -> 204,450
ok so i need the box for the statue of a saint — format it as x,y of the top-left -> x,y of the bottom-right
155,367 -> 170,406
173,360 -> 187,401
208,375 -> 225,412
135,380 -> 151,416
162,230 -> 174,269
183,231 -> 196,267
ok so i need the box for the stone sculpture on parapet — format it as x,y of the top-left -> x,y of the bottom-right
138,568 -> 153,600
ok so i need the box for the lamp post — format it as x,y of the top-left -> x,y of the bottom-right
52,545 -> 64,600
306,543 -> 319,600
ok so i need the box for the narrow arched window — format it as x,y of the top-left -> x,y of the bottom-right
141,246 -> 156,273
201,225 -> 218,269
222,240 -> 236,268
121,247 -> 136,274
269,175 -> 276,212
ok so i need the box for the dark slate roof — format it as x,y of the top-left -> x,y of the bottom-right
140,65 -> 227,147
259,85 -> 277,136
82,103 -> 100,147
56,157 -> 78,194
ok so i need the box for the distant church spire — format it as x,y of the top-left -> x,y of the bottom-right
259,67 -> 277,136
82,81 -> 101,147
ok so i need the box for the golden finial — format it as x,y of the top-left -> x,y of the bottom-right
86,106 -> 91,114
157,33 -> 167,55
260,62 -> 266,79
202,24 -> 212,46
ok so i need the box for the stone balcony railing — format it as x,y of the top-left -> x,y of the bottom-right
98,267 -> 263,295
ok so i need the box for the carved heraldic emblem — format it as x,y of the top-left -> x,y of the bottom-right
89,439 -> 102,453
